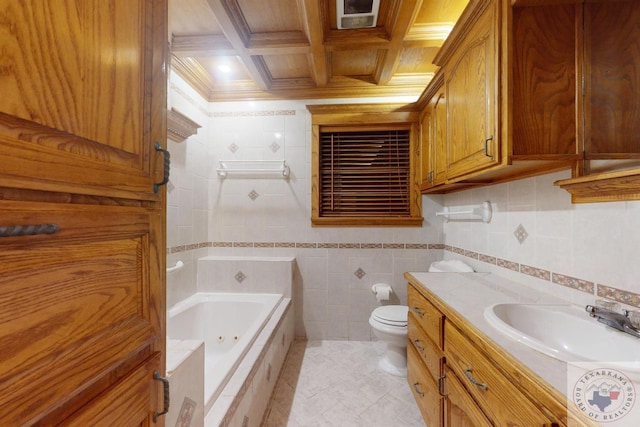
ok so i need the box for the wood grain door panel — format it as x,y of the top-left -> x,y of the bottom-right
0,201 -> 163,425
63,353 -> 162,426
0,0 -> 166,201
445,1 -> 499,180
445,321 -> 553,426
444,366 -> 492,427
408,343 -> 443,427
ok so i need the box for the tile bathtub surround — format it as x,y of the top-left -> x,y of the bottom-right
206,300 -> 295,427
262,340 -> 425,427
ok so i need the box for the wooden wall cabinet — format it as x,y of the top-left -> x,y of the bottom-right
418,73 -> 475,193
0,0 -> 168,424
416,0 -> 581,194
406,281 -> 587,427
443,0 -> 499,180
554,1 -> 640,203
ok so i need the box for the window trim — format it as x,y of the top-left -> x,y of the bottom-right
308,103 -> 423,227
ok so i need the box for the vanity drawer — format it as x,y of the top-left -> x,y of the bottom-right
408,285 -> 443,349
407,342 -> 443,427
408,319 -> 443,380
445,321 -> 553,426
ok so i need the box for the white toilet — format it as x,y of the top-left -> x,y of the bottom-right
369,305 -> 409,376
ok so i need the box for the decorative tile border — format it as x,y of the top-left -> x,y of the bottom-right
597,284 -> 640,308
552,273 -> 595,294
165,241 -> 640,308
520,264 -> 551,281
168,241 -> 444,252
447,245 -> 640,309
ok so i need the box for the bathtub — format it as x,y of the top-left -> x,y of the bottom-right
167,292 -> 283,413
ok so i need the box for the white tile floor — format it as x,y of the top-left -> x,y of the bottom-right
261,340 -> 426,426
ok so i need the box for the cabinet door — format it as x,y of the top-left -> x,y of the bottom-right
0,202 -> 165,424
583,1 -> 640,172
432,92 -> 448,185
0,0 -> 167,201
444,366 -> 492,427
445,0 -> 499,180
420,110 -> 433,189
408,343 -> 443,427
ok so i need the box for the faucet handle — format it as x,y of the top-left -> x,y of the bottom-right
627,310 -> 640,329
595,299 -> 621,313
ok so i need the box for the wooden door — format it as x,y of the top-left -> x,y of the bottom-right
445,0 -> 499,180
0,0 -> 167,201
0,0 -> 167,424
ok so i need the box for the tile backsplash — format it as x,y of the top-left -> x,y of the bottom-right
166,71 -> 640,341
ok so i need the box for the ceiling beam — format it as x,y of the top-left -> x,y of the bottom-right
298,0 -> 329,87
205,0 -> 271,90
374,0 -> 424,85
171,34 -> 236,57
172,33 -> 312,57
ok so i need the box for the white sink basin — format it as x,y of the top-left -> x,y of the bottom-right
484,303 -> 640,362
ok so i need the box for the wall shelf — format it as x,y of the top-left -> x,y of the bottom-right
216,160 -> 290,179
167,108 -> 201,142
554,167 -> 640,203
436,201 -> 492,223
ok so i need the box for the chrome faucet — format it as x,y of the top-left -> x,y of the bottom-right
585,304 -> 640,339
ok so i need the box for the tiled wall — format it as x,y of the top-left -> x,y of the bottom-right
166,72 -> 640,344
441,171 -> 640,309
166,73 -> 444,340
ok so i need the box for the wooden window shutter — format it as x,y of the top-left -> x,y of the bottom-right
319,129 -> 411,218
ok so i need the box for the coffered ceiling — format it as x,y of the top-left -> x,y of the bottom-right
169,0 -> 468,101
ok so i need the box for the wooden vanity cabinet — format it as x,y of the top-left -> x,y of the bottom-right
406,280 -> 581,427
407,286 -> 445,425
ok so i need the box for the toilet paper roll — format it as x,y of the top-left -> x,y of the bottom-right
372,283 -> 391,301
375,286 -> 390,301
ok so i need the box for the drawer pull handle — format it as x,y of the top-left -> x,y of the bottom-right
484,135 -> 494,159
153,370 -> 170,422
413,382 -> 425,398
412,307 -> 425,318
464,367 -> 488,391
413,339 -> 424,352
0,223 -> 59,238
437,375 -> 446,396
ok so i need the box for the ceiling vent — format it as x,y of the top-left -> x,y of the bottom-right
337,0 -> 380,29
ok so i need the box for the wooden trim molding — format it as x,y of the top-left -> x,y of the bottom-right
554,167 -> 640,203
167,108 -> 201,142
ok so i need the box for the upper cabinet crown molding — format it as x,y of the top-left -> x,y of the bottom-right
167,108 -> 201,142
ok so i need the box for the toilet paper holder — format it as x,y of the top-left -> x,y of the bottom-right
371,283 -> 392,301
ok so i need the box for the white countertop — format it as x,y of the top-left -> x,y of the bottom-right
406,271 -> 574,396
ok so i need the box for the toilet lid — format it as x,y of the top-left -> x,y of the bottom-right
372,305 -> 408,327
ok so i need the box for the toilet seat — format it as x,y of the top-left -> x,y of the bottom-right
371,305 -> 408,327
